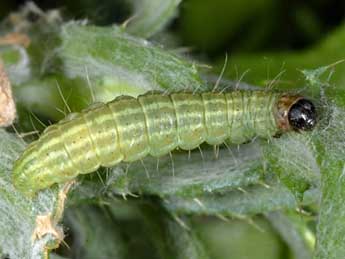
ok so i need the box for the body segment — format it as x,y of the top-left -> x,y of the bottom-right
12,91 -> 316,195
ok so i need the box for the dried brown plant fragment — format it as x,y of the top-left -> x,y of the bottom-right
0,32 -> 30,47
32,213 -> 64,242
0,61 -> 16,127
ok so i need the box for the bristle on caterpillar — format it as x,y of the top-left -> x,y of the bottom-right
12,91 -> 317,196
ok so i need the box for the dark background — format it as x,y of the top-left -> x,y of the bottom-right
1,0 -> 345,58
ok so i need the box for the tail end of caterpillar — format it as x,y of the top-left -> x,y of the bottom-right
12,141 -> 44,197
12,150 -> 37,197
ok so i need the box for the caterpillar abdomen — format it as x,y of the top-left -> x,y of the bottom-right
12,91 -> 317,196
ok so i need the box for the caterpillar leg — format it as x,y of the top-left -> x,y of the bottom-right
169,151 -> 175,178
156,157 -> 160,172
213,145 -> 220,160
140,159 -> 150,179
198,146 -> 205,161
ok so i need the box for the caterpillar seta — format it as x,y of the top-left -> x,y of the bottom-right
12,90 -> 317,196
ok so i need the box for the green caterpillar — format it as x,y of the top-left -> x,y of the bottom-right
12,91 -> 317,196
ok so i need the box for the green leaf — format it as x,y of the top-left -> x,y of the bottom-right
10,22 -> 205,125
58,23 -> 204,98
313,106 -> 345,259
162,181 -> 317,218
106,142 -> 264,197
267,212 -> 314,259
137,201 -> 210,259
262,133 -> 320,200
63,204 -> 126,259
194,217 -> 284,259
126,0 -> 182,38
0,130 -> 64,259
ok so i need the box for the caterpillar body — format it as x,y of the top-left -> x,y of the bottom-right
12,91 -> 317,196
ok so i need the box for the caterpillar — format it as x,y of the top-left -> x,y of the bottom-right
12,90 -> 317,196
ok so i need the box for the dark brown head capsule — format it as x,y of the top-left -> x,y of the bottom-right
288,98 -> 316,131
276,95 -> 317,132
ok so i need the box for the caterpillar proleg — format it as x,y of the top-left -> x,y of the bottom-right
12,91 -> 317,196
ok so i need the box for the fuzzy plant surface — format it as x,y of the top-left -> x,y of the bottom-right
0,2 -> 344,259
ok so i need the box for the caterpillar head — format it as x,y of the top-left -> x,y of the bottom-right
277,95 -> 317,132
288,98 -> 316,131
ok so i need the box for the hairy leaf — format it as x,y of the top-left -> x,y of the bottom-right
0,130 -> 64,259
127,0 -> 182,38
